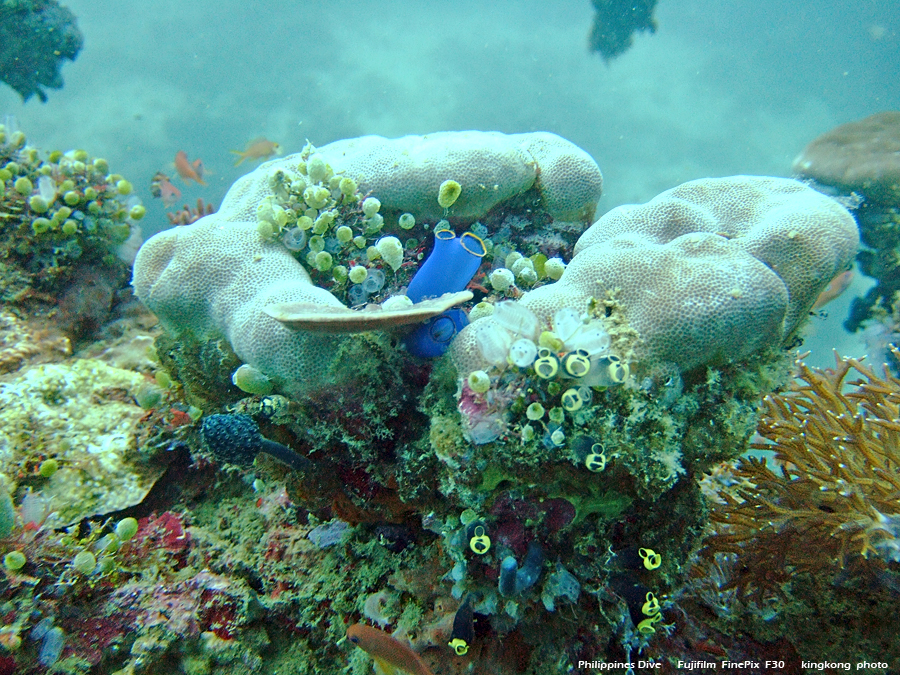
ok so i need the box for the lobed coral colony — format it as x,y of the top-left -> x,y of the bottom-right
2,120 -> 890,674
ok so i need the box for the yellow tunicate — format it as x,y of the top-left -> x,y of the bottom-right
31,218 -> 51,234
349,266 -> 368,284
353,235 -> 367,249
297,215 -> 314,231
115,517 -> 139,541
398,213 -> 416,230
339,176 -> 358,196
336,225 -> 353,243
3,551 -> 26,571
561,388 -> 583,412
28,196 -> 49,213
437,180 -> 462,208
72,551 -> 97,574
366,246 -> 381,261
362,197 -> 381,218
63,191 -> 80,206
39,458 -> 59,477
315,251 -> 333,271
116,179 -> 133,196
525,402 -> 545,421
62,220 -> 78,236
467,370 -> 491,394
14,177 -> 33,196
129,205 -> 146,220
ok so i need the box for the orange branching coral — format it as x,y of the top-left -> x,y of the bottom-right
700,351 -> 900,601
167,198 -> 215,226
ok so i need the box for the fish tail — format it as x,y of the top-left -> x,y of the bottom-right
230,150 -> 246,166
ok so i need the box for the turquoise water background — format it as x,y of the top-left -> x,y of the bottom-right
1,0 -> 897,365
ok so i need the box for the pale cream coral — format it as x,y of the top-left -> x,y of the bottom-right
452,176 -> 859,375
133,131 -> 605,394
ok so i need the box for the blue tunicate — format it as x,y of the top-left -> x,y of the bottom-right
498,542 -> 546,597
30,617 -> 53,641
403,308 -> 468,358
307,519 -> 350,548
405,230 -> 486,303
324,236 -> 341,253
39,626 -> 65,666
363,267 -> 386,293
471,221 -> 488,239
515,541 -> 545,593
347,284 -> 369,306
498,555 -> 518,597
541,563 -> 582,611
282,226 -> 307,251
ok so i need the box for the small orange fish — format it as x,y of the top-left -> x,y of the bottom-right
346,624 -> 434,675
231,137 -> 281,166
813,269 -> 853,310
150,171 -> 182,208
174,150 -> 207,186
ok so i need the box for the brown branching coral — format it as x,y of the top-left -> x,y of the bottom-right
700,351 -> 900,602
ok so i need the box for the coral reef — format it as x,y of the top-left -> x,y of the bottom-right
0,0 -> 83,102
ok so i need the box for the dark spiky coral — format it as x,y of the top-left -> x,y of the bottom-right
700,351 -> 900,603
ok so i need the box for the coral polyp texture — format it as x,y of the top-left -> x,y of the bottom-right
312,131 -> 603,223
133,131 -> 603,395
452,176 -> 858,375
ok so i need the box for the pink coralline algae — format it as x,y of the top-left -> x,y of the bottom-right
457,379 -> 518,445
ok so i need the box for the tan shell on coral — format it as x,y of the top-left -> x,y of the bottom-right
264,290 -> 473,333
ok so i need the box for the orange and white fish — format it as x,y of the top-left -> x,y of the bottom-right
150,171 -> 182,208
231,137 -> 281,166
174,150 -> 207,185
812,268 -> 854,310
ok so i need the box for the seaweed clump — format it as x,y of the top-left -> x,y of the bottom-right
0,0 -> 83,102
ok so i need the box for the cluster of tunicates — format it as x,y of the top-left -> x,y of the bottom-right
31,618 -> 65,666
459,302 -> 630,446
256,143 -> 401,301
474,303 -> 624,390
347,267 -> 386,306
487,249 -> 566,294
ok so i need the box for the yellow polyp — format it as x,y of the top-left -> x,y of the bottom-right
561,388 -> 583,412
469,526 -> 491,554
437,179 -> 462,208
563,351 -> 591,378
533,354 -> 560,379
641,592 -> 660,616
639,547 -> 662,570
585,450 -> 606,472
